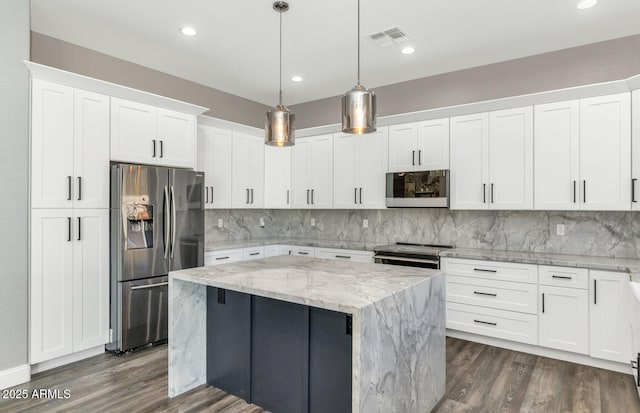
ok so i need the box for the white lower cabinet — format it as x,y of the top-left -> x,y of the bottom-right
204,249 -> 244,266
242,246 -> 265,260
31,208 -> 109,364
290,246 -> 315,257
590,270 -> 631,363
265,245 -> 292,257
538,285 -> 588,354
314,248 -> 374,263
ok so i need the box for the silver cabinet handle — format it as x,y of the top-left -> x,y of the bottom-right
418,150 -> 422,165
359,188 -> 363,204
286,189 -> 290,205
573,180 -> 577,203
250,188 -> 254,204
210,187 -> 214,204
491,183 -> 494,203
152,139 -> 156,157
474,268 -> 497,273
542,293 -> 545,313
205,185 -> 209,203
552,275 -> 572,280
163,186 -> 170,259
307,189 -> 310,205
483,183 -> 486,204
216,256 -> 230,260
583,180 -> 586,203
77,176 -> 82,201
170,185 -> 176,258
67,217 -> 72,242
67,176 -> 72,201
594,279 -> 597,304
297,251 -> 309,255
77,216 -> 81,241
246,188 -> 250,204
412,150 -> 415,166
335,255 -> 351,259
160,140 -> 164,158
131,282 -> 169,290
473,319 -> 497,326
311,189 -> 315,204
473,291 -> 497,297
633,178 -> 637,203
249,252 -> 260,256
354,187 -> 357,204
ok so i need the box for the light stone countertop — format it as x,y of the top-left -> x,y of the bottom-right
205,238 -> 377,252
170,255 -> 440,314
440,247 -> 640,281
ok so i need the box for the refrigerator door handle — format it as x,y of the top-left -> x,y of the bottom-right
170,185 -> 177,258
163,185 -> 170,259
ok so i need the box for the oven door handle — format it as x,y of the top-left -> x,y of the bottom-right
373,255 -> 439,266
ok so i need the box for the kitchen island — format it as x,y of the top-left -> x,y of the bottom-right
167,255 -> 445,413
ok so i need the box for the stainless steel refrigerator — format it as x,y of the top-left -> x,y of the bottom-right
107,164 -> 204,352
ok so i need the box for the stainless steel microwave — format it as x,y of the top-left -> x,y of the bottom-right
386,170 -> 449,207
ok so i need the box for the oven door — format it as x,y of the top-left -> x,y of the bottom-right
120,276 -> 168,351
373,254 -> 440,269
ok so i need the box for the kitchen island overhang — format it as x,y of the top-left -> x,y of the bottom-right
168,255 -> 445,413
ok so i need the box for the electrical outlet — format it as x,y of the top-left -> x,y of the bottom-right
311,218 -> 316,227
218,218 -> 223,228
556,224 -> 565,236
363,219 -> 369,228
259,217 -> 265,227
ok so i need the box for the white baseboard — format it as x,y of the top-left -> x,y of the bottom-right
447,329 -> 631,375
0,364 -> 31,390
31,346 -> 105,375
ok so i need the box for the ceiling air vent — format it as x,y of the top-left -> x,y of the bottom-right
368,27 -> 410,48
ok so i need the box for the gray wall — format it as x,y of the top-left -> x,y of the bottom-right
206,209 -> 640,259
0,0 -> 29,371
30,32 -> 270,128
291,34 -> 640,128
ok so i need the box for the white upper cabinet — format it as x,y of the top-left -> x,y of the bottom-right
264,145 -> 292,209
334,128 -> 387,209
292,134 -> 333,209
634,90 -> 640,210
534,100 -> 580,210
31,79 -> 110,209
197,125 -> 233,209
450,108 -> 532,210
111,97 -> 196,169
534,93 -> 631,211
388,119 -> 449,172
488,107 -> 533,209
231,132 -> 264,208
579,93 -> 631,210
450,113 -> 490,209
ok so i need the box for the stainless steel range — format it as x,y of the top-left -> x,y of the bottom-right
373,243 -> 455,268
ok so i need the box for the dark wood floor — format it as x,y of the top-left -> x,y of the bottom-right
1,337 -> 639,413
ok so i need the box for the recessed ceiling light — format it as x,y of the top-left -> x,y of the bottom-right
180,27 -> 197,36
291,76 -> 303,82
576,0 -> 597,10
401,46 -> 415,55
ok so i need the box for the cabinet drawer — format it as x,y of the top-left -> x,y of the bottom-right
446,275 -> 538,314
442,258 -> 537,284
315,248 -> 373,263
264,245 -> 291,257
539,265 -> 588,289
447,302 -> 538,345
205,249 -> 243,266
291,246 -> 315,257
242,246 -> 265,260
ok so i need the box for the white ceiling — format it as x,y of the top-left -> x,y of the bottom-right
30,0 -> 640,106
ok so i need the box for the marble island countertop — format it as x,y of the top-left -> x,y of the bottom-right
170,255 -> 441,314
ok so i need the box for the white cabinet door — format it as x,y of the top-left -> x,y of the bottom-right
539,285 -> 588,355
231,133 -> 252,208
197,125 -> 233,209
358,127 -> 387,209
534,100 -> 580,210
72,209 -> 109,351
450,113 -> 489,210
31,209 -> 74,363
417,118 -> 449,170
110,98 -> 157,165
310,134 -> 333,209
291,138 -> 312,208
73,89 -> 110,209
31,79 -> 75,209
580,93 -> 631,210
590,270 -> 631,363
633,90 -> 640,210
157,108 -> 195,169
264,145 -> 292,208
333,133 -> 360,208
488,106 -> 533,209
246,135 -> 265,208
388,123 -> 418,172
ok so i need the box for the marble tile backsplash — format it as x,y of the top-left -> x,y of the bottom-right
205,209 -> 640,259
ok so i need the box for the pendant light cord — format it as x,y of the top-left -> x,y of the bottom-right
357,0 -> 360,86
279,9 -> 283,105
